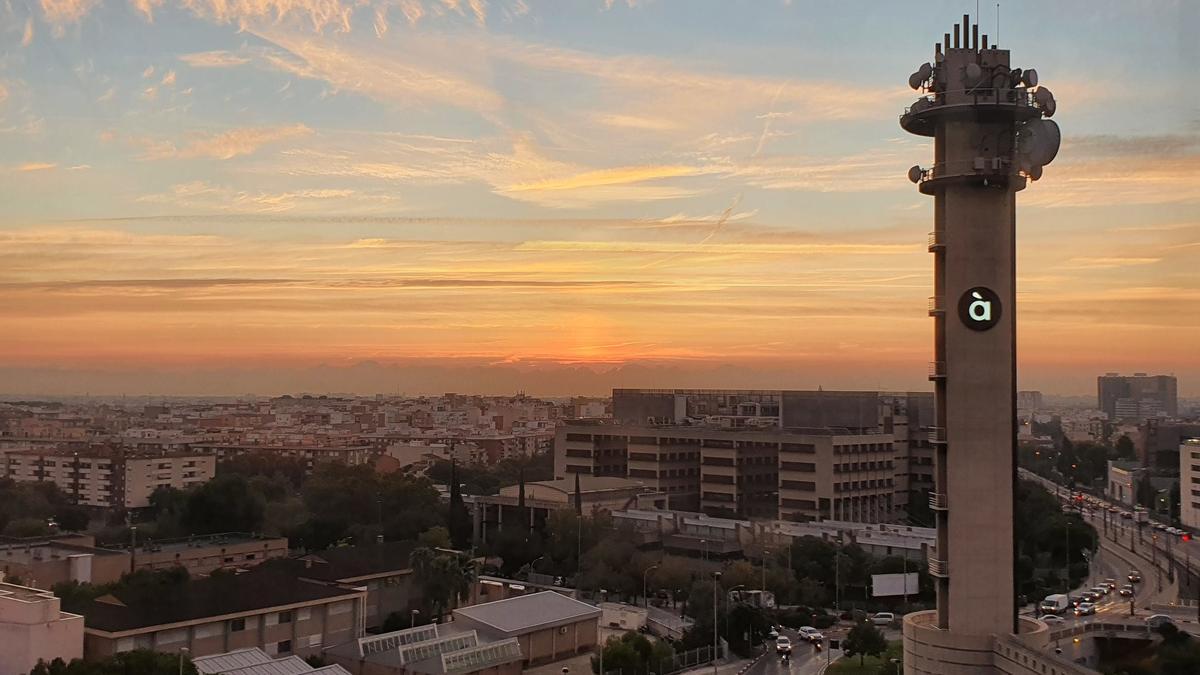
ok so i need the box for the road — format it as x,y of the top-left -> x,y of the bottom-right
1019,468 -> 1200,631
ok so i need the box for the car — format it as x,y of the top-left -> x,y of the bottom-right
1129,570 -> 1143,583
766,626 -> 779,639
1153,522 -> 1168,531
798,626 -> 824,643
1121,511 -> 1133,519
1079,591 -> 1100,603
1146,615 -> 1174,629
1040,614 -> 1065,624
1108,505 -> 1120,513
871,612 -> 896,626
1074,602 -> 1096,617
775,636 -> 792,655
1103,579 -> 1118,590
1118,585 -> 1134,597
1089,586 -> 1110,597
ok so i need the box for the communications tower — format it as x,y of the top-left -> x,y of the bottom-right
899,14 -> 1060,674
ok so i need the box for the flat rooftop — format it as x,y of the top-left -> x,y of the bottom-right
453,590 -> 599,635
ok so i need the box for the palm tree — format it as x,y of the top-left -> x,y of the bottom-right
410,546 -> 478,620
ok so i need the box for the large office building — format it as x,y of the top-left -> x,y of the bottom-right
2,447 -> 215,509
1180,439 -> 1200,531
1098,373 -> 1178,421
555,389 -> 933,523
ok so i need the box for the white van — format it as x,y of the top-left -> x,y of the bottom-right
1039,594 -> 1070,615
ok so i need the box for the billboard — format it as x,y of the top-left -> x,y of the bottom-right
871,572 -> 919,598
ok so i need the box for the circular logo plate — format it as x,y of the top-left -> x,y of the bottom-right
958,287 -> 1001,331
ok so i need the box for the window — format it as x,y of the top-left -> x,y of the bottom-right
230,617 -> 246,632
279,610 -> 293,624
277,639 -> 292,654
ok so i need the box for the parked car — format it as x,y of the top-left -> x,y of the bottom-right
775,636 -> 792,655
1146,615 -> 1174,629
871,612 -> 896,626
1074,603 -> 1096,617
798,626 -> 824,643
1118,585 -> 1135,597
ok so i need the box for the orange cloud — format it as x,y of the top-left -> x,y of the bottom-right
141,124 -> 313,160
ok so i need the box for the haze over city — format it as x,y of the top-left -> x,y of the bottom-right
2,0 -> 1197,397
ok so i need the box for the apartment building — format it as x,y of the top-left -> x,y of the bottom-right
189,444 -> 377,469
80,568 -> 366,660
2,447 -> 215,509
0,581 -> 84,675
1180,439 -> 1200,531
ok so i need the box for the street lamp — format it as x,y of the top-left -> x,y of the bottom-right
599,589 -> 608,675
712,572 -> 722,675
643,564 -> 659,608
411,609 -> 420,628
178,647 -> 189,675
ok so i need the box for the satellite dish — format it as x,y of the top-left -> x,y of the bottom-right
1029,165 -> 1044,181
965,62 -> 983,86
1017,119 -> 1061,168
1022,68 -> 1038,87
1035,87 -> 1056,117
908,63 -> 934,90
908,165 -> 923,183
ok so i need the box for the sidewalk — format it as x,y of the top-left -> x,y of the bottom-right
677,658 -> 753,675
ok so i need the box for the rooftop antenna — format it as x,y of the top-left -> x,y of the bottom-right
996,3 -> 1000,46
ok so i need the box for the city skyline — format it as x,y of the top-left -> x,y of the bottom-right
2,0 -> 1198,397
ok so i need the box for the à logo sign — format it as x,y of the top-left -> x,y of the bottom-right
958,287 -> 1001,331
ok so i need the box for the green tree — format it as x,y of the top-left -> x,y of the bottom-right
181,475 -> 265,534
28,649 -> 197,675
842,620 -> 888,666
1136,474 -> 1156,509
419,525 -> 453,549
592,632 -> 674,675
446,461 -> 472,549
1114,435 -> 1136,460
410,546 -> 476,619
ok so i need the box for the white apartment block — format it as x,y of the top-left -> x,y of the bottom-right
1181,439 -> 1200,530
2,449 -> 215,509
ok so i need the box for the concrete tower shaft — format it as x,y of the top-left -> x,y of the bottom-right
899,13 -> 1060,664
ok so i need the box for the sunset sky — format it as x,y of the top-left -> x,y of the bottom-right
1,0 -> 1197,397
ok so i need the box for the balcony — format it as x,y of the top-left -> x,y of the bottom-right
928,361 -> 946,381
929,492 -> 948,511
927,296 -> 945,316
928,426 -> 946,445
927,230 -> 945,252
928,558 -> 949,578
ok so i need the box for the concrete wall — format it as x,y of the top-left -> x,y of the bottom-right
0,588 -> 83,675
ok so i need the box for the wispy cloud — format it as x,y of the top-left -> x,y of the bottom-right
140,124 -> 313,160
38,0 -> 100,34
179,50 -> 252,68
16,162 -> 57,172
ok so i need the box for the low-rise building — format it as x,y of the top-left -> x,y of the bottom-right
470,476 -> 658,543
2,447 -> 214,509
127,532 -> 290,576
79,568 -> 366,660
264,541 -> 420,631
194,646 -> 351,675
0,580 -> 84,675
451,591 -> 599,667
326,624 -> 523,675
1106,460 -> 1145,507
